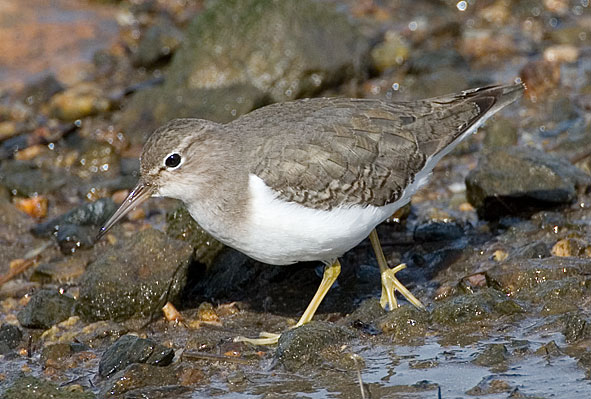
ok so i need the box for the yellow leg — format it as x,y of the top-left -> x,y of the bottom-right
369,229 -> 425,311
235,260 -> 342,345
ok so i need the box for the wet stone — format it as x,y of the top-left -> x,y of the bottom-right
166,206 -> 224,267
431,288 -> 523,326
121,0 -> 369,143
482,117 -> 519,148
487,257 -> 591,298
32,198 -> 116,253
30,255 -> 90,284
466,376 -> 512,396
17,289 -> 76,329
414,221 -> 464,242
0,160 -> 67,196
378,305 -> 429,342
98,363 -> 178,397
77,228 -> 193,321
514,241 -> 551,259
98,334 -> 175,378
472,343 -> 509,367
407,48 -> 468,75
1,376 -> 94,399
466,147 -> 591,220
132,16 -> 184,68
562,313 -> 591,344
534,341 -> 562,358
0,323 -> 22,354
48,83 -> 111,121
343,297 -> 386,327
275,321 -> 356,372
19,73 -> 65,107
32,198 -> 116,237
41,342 -> 85,368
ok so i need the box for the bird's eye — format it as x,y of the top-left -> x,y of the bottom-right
165,153 -> 182,168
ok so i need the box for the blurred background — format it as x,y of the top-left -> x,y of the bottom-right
0,1 -> 590,398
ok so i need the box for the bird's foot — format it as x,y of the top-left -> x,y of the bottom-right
234,331 -> 281,345
380,263 -> 425,311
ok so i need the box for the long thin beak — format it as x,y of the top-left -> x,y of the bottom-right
97,181 -> 155,240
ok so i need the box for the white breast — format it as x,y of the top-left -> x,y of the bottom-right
239,175 -> 397,265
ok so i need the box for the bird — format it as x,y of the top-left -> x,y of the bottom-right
99,82 -> 525,344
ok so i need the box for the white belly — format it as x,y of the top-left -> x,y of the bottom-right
239,175 -> 401,265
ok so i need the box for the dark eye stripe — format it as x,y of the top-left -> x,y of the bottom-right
165,153 -> 181,168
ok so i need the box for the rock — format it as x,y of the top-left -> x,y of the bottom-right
31,198 -> 116,254
431,288 -> 523,326
275,321 -> 356,372
515,241 -> 551,259
414,221 -> 464,242
77,228 -> 193,321
551,238 -> 590,257
188,247 -> 259,300
166,206 -> 225,267
520,60 -> 561,100
472,343 -> 509,367
407,48 -> 468,75
31,255 -> 89,283
482,117 -> 519,149
378,305 -> 429,342
41,342 -> 88,369
1,376 -> 94,399
370,31 -> 409,72
121,0 -> 369,144
132,16 -> 184,68
0,160 -> 68,196
17,289 -> 76,329
48,83 -> 111,121
486,257 -> 590,298
465,147 -> 591,220
562,313 -> 591,344
99,363 -> 180,397
0,323 -> 22,354
534,341 -> 562,357
98,334 -> 175,378
466,376 -> 512,395
343,297 -> 386,327
19,73 -> 65,107
75,141 -> 120,179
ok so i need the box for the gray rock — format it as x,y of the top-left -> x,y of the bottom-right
132,16 -> 184,68
472,343 -> 509,367
466,147 -> 591,220
166,206 -> 224,267
431,288 -> 523,326
98,334 -> 175,378
32,198 -> 116,237
121,0 -> 369,144
77,228 -> 193,321
98,363 -> 179,397
17,289 -> 76,329
19,73 -> 65,107
275,321 -> 356,372
0,160 -> 67,196
0,324 -> 22,354
414,221 -> 464,242
408,48 -> 468,75
31,198 -> 116,253
515,242 -> 551,259
1,376 -> 94,399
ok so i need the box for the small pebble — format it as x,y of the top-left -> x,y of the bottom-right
492,250 -> 508,262
13,196 -> 48,218
162,302 -> 183,322
543,44 -> 579,63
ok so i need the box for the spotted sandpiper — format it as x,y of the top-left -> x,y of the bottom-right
99,83 -> 524,344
